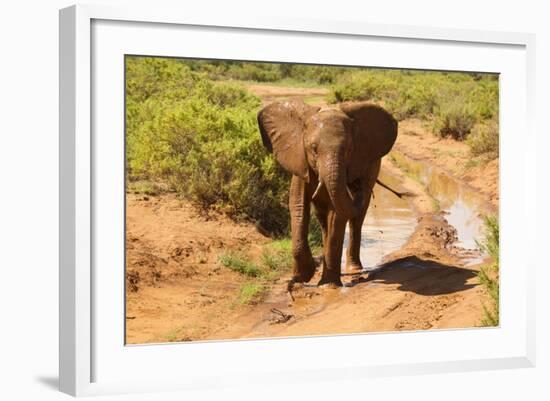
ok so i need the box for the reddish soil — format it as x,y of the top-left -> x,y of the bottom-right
394,119 -> 499,209
125,84 -> 497,344
125,195 -> 270,343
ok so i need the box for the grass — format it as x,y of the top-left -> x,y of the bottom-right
219,235 -> 319,305
219,252 -> 263,278
477,215 -> 499,326
463,158 -> 484,170
238,282 -> 266,305
126,180 -> 164,196
220,238 -> 294,278
261,239 -> 292,274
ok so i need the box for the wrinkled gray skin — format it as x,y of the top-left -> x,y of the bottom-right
258,100 -> 398,286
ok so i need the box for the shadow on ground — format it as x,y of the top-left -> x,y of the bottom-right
346,255 -> 478,296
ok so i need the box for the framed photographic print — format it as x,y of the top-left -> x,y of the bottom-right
59,4 -> 536,396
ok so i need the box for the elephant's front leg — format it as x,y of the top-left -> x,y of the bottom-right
318,209 -> 347,287
346,184 -> 371,272
346,205 -> 368,273
289,175 -> 316,283
347,161 -> 381,272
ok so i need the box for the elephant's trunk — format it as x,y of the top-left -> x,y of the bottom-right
320,152 -> 357,220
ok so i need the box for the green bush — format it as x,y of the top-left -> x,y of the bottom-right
281,64 -> 351,85
467,77 -> 499,120
126,56 -> 290,235
477,216 -> 499,326
227,62 -> 282,82
433,99 -> 477,140
467,119 -> 499,158
181,60 -> 351,85
386,78 -> 438,120
331,70 -> 390,103
329,69 -> 499,144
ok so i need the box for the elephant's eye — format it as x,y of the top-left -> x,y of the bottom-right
311,143 -> 318,155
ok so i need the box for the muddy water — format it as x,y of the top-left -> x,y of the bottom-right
390,151 -> 494,252
342,151 -> 494,271
342,170 -> 417,271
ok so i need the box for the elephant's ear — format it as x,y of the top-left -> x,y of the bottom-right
258,100 -> 319,180
340,102 -> 398,179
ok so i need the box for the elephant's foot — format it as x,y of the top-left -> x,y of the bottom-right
346,260 -> 364,274
292,256 -> 316,283
318,270 -> 343,287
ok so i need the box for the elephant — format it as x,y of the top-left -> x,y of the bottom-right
258,99 -> 398,287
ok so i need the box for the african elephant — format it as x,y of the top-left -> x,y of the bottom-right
258,100 -> 398,286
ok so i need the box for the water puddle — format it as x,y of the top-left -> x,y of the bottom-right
342,170 -> 417,271
391,151 -> 494,254
342,151 -> 495,271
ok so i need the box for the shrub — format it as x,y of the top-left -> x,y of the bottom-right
329,69 -> 499,145
227,62 -> 282,82
330,70 -> 391,103
281,64 -> 351,85
386,79 -> 438,120
126,56 -> 290,235
467,77 -> 499,120
433,99 -> 476,140
467,119 -> 499,158
477,216 -> 499,326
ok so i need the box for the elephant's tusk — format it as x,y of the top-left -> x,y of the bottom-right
312,180 -> 323,199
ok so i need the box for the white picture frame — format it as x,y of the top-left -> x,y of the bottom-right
59,3 -> 536,397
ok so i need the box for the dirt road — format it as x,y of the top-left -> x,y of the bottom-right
125,83 -> 498,344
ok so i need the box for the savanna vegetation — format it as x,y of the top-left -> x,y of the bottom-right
184,60 -> 498,153
126,56 -> 499,238
126,56 -> 290,235
126,57 -> 500,341
218,226 -> 324,305
330,69 -> 498,151
478,216 -> 500,326
183,59 -> 353,85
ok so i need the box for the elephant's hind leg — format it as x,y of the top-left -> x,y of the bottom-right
289,175 -> 316,283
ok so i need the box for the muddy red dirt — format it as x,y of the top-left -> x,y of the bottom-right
125,84 -> 498,344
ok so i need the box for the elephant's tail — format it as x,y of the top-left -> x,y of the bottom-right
375,179 -> 414,198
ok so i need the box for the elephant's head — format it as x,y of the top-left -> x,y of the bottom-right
258,99 -> 397,219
